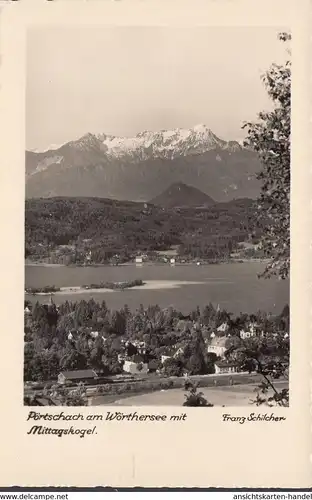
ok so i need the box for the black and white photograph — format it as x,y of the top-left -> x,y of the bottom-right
24,25 -> 290,408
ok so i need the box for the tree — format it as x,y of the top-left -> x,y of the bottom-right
240,32 -> 291,406
225,331 -> 289,406
47,382 -> 88,406
60,345 -> 87,371
101,345 -> 121,375
111,310 -> 126,336
24,342 -> 36,381
206,352 -> 218,373
183,329 -> 209,375
187,354 -> 203,375
201,303 -> 216,325
243,32 -> 291,279
65,383 -> 88,406
163,358 -> 183,377
89,342 -> 104,371
125,342 -> 137,357
183,380 -> 213,407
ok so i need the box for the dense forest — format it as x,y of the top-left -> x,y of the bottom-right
25,197 -> 264,264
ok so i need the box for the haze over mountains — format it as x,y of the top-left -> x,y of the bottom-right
26,124 -> 261,202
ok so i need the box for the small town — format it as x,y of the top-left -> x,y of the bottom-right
24,296 -> 289,407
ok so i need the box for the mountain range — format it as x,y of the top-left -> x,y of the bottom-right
26,124 -> 261,202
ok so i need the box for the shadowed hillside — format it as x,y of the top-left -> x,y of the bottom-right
25,196 -> 261,264
150,182 -> 215,208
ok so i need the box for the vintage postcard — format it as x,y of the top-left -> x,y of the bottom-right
0,0 -> 310,488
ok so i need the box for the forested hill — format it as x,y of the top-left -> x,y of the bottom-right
149,182 -> 215,208
25,196 -> 261,264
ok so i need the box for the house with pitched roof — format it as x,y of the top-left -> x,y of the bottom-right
207,336 -> 228,358
58,369 -> 98,385
214,360 -> 240,375
216,322 -> 229,333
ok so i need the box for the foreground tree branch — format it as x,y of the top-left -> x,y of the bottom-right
243,33 -> 291,280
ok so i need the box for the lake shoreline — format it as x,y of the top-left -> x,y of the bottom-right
25,259 -> 270,268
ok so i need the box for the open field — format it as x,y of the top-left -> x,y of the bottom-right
111,382 -> 288,407
91,380 -> 288,407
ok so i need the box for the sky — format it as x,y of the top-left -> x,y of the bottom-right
26,26 -> 288,151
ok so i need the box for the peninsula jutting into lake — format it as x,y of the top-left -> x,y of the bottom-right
25,279 -> 145,295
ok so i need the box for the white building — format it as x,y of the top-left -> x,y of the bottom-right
130,341 -> 147,354
160,345 -> 184,364
161,355 -> 172,364
123,360 -> 148,374
217,322 -> 229,333
240,330 -> 251,339
240,323 -> 257,339
170,258 -> 176,265
207,336 -> 228,358
135,256 -> 143,264
173,347 -> 184,358
214,361 -> 239,375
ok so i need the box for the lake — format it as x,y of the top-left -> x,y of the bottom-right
25,262 -> 289,315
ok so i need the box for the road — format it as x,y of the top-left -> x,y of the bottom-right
24,371 -> 262,397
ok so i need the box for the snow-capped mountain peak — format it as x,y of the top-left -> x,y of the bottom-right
192,123 -> 213,135
68,132 -> 100,150
29,125 -> 243,161
93,124 -> 240,161
25,124 -> 260,202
